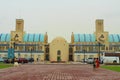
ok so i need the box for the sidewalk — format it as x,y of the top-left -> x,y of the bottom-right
0,64 -> 120,80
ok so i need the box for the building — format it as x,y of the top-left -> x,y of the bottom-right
72,19 -> 120,62
0,19 -> 120,62
0,19 -> 48,61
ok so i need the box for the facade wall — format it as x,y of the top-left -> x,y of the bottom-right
50,37 -> 69,62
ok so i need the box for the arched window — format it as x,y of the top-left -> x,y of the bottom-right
57,50 -> 61,55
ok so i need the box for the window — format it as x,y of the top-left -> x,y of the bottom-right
4,54 -> 7,57
25,54 -> 28,58
69,48 -> 73,53
109,46 -> 112,50
46,47 -> 49,53
38,55 -> 41,58
57,50 -> 61,55
89,46 -> 93,52
101,46 -> 105,50
89,55 -> 93,58
77,55 -> 80,61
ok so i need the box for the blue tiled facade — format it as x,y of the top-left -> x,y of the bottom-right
0,33 -> 44,42
74,34 -> 120,43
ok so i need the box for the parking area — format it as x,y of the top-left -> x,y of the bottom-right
0,64 -> 120,80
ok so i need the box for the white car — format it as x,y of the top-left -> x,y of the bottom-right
0,58 -> 4,62
87,58 -> 94,64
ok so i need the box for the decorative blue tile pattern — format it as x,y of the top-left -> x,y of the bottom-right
29,34 -> 34,42
80,34 -> 84,42
0,33 -> 11,42
74,34 -> 120,42
6,34 -> 11,42
40,34 -> 44,42
74,34 -> 79,42
109,34 -> 120,42
91,34 -> 96,42
34,34 -> 39,42
0,33 -> 120,43
117,34 -> 120,42
109,35 -> 113,42
1,34 -> 6,41
23,33 -> 44,42
74,34 -> 95,42
23,34 -> 28,42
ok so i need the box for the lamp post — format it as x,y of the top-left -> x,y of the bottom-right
31,48 -> 33,63
83,49 -> 86,63
98,42 -> 101,62
13,42 -> 16,63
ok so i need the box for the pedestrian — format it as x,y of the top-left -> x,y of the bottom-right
37,58 -> 38,62
96,58 -> 100,68
93,58 -> 96,70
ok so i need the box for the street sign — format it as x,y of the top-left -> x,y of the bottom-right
8,48 -> 15,59
97,33 -> 105,44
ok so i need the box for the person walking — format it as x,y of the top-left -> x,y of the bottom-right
96,58 -> 100,68
93,58 -> 96,70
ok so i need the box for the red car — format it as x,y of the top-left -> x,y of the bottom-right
17,58 -> 28,63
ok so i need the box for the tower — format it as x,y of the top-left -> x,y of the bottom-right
95,19 -> 109,53
44,32 -> 48,43
11,19 -> 25,44
71,32 -> 74,44
95,19 -> 104,33
16,19 -> 24,32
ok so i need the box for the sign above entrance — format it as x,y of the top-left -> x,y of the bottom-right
97,33 -> 106,44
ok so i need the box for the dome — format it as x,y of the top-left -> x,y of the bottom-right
51,36 -> 67,43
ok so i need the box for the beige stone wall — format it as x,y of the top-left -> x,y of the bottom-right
50,37 -> 69,62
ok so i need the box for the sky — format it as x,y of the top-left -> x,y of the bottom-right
0,0 -> 120,42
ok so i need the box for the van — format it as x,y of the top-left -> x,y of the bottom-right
101,56 -> 119,63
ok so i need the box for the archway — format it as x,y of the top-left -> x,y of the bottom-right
49,37 -> 69,62
57,50 -> 61,62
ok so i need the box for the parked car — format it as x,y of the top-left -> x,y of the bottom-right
17,58 -> 28,63
87,58 -> 94,64
4,58 -> 14,63
26,58 -> 34,62
81,59 -> 87,63
0,57 -> 4,62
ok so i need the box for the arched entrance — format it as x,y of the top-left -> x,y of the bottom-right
49,37 -> 69,62
57,50 -> 61,62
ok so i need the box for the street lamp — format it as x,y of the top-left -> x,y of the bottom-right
83,49 -> 86,63
13,42 -> 16,63
31,48 -> 33,58
31,48 -> 33,62
98,42 -> 101,62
